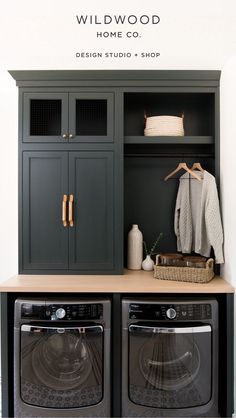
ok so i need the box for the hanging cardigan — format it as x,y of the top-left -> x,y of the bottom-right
174,170 -> 224,264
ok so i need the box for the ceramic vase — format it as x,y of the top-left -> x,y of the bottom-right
142,254 -> 154,271
127,224 -> 143,270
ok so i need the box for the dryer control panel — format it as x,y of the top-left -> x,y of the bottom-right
129,303 -> 212,320
21,303 -> 103,320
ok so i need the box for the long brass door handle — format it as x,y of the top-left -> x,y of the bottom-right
69,194 -> 74,227
62,195 -> 68,227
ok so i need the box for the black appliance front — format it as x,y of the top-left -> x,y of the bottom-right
14,298 -> 111,417
122,298 -> 219,417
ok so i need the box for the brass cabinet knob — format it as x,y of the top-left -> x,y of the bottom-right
69,134 -> 74,139
62,133 -> 68,139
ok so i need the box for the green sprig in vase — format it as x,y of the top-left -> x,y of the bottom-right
142,233 -> 163,271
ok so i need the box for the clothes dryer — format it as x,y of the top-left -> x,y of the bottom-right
122,298 -> 219,417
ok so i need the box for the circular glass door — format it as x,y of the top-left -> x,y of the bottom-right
32,332 -> 92,390
20,325 -> 103,409
128,324 -> 212,409
139,333 -> 200,391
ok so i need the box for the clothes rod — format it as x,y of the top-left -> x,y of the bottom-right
124,153 -> 214,158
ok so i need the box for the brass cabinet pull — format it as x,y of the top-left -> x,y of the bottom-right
69,194 -> 74,227
62,195 -> 68,227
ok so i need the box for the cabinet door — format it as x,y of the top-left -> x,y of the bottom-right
23,93 -> 68,142
22,152 -> 68,270
69,152 -> 114,271
68,93 -> 114,142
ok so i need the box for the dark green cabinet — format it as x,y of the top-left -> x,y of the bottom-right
68,152 -> 114,270
23,92 -> 114,143
12,70 -> 220,275
22,151 -> 68,270
22,151 -> 114,272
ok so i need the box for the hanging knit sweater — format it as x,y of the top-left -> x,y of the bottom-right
174,170 -> 224,263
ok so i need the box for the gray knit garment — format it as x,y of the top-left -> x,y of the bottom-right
174,170 -> 224,264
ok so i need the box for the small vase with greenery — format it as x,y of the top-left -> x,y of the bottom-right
142,232 -> 163,271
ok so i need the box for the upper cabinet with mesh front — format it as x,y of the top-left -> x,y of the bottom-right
20,91 -> 114,143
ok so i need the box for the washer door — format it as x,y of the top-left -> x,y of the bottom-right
128,324 -> 212,409
20,324 -> 103,408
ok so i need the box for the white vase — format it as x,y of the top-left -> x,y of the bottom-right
142,255 -> 154,271
127,224 -> 143,270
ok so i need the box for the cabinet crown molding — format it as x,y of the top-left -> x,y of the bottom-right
8,70 -> 221,87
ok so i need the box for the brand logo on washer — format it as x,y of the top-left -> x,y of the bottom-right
79,327 -> 86,333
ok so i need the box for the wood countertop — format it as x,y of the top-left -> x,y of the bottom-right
0,270 -> 234,293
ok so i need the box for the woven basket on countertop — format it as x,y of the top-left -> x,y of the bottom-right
154,255 -> 215,283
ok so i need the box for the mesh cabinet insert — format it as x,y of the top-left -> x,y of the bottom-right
30,99 -> 62,136
75,99 -> 107,136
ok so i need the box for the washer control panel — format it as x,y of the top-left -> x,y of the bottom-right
129,303 -> 212,320
21,303 -> 103,320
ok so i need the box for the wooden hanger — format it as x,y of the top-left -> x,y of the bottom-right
164,162 -> 202,181
191,162 -> 205,172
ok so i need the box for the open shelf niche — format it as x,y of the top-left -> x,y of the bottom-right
124,92 -> 215,143
123,91 -> 216,267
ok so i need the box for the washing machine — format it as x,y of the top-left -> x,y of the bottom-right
14,298 -> 111,417
122,298 -> 219,417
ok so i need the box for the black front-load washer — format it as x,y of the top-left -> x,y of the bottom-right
14,298 -> 111,417
122,298 -> 219,417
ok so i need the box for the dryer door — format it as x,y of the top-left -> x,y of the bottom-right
20,324 -> 103,408
128,324 -> 212,409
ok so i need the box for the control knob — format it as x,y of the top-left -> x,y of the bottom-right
166,308 -> 176,319
55,308 -> 66,319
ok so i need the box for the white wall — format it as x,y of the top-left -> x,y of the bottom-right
0,0 -> 236,410
0,72 -> 18,281
220,58 -> 236,404
221,57 -> 236,285
1,0 -> 236,71
1,0 -> 236,282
